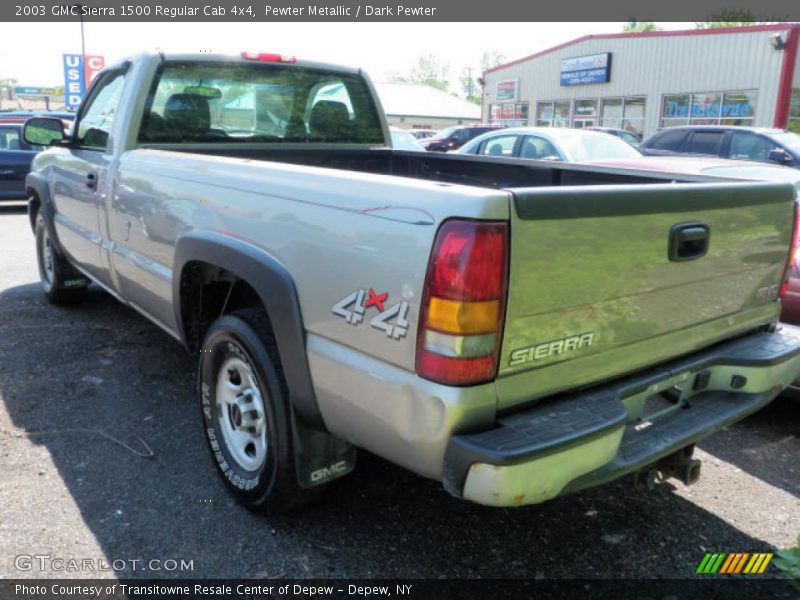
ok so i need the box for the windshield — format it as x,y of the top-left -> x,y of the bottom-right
558,132 -> 643,162
139,61 -> 384,144
434,126 -> 458,140
771,132 -> 800,153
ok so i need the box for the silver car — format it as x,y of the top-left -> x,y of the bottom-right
457,126 -> 643,162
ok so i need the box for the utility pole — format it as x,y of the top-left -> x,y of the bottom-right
78,4 -> 86,64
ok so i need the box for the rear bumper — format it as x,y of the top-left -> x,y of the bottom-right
443,324 -> 800,507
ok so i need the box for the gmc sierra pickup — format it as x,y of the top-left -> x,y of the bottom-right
23,51 -> 800,513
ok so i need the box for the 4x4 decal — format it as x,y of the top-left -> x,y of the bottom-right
332,288 -> 409,339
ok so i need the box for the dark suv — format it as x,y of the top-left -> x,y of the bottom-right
422,124 -> 505,152
639,126 -> 800,168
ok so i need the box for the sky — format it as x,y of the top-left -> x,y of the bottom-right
0,21 -> 695,93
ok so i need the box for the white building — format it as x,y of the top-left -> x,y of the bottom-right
482,24 -> 800,139
374,82 -> 481,129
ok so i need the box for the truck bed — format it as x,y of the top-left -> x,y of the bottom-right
143,145 -> 724,189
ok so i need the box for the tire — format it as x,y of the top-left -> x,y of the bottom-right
198,307 -> 318,513
34,212 -> 88,304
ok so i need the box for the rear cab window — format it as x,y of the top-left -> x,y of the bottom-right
138,61 -> 384,145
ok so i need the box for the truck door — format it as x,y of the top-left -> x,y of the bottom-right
50,67 -> 128,285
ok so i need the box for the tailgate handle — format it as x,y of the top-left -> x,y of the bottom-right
669,222 -> 709,262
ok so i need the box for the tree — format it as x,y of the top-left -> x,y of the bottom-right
695,11 -> 776,28
388,54 -> 450,91
459,51 -> 506,106
623,20 -> 662,32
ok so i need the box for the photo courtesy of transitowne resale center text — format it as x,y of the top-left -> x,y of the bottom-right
1,0 -> 800,599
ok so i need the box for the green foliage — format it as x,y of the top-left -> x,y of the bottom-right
623,21 -> 662,32
388,54 -> 450,92
774,535 -> 800,591
695,11 -> 776,28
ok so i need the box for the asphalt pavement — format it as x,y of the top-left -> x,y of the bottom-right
0,202 -> 798,582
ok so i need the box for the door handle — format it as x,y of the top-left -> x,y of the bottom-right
669,222 -> 709,262
86,172 -> 97,190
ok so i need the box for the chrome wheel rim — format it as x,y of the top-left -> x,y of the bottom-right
40,227 -> 54,285
215,356 -> 268,472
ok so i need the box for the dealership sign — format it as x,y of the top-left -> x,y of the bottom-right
62,54 -> 105,108
664,100 -> 753,118
496,80 -> 517,102
560,53 -> 611,86
14,86 -> 64,96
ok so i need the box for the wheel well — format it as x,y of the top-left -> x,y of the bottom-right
179,261 -> 270,352
27,191 -> 40,232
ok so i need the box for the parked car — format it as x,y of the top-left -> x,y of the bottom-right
0,121 -> 44,201
409,129 -> 437,140
639,126 -> 800,168
457,127 -> 643,162
24,50 -> 800,513
586,126 -> 641,146
0,110 -> 76,123
421,124 -> 505,152
389,126 -> 426,151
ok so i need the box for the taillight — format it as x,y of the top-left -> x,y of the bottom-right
241,52 -> 297,63
779,201 -> 800,299
416,220 -> 508,385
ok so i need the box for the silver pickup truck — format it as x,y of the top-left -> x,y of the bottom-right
23,51 -> 800,513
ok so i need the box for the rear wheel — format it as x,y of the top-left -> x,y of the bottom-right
34,212 -> 88,304
198,308 -> 319,513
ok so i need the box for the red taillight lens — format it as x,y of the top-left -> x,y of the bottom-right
780,202 -> 800,299
241,52 -> 296,63
416,220 -> 508,385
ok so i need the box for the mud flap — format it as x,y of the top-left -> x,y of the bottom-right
291,406 -> 356,488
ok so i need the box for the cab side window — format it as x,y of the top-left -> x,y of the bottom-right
75,70 -> 128,150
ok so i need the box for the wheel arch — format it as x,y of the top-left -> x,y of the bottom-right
25,172 -> 50,234
173,229 -> 324,432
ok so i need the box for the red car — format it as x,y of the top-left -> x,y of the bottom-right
422,124 -> 505,152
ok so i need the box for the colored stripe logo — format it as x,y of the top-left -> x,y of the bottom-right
696,552 -> 773,574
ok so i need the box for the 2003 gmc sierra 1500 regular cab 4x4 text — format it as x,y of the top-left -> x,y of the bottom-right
21,51 -> 800,513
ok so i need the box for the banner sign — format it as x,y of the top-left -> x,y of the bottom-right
496,80 -> 517,102
560,52 -> 612,86
62,54 -> 85,108
13,86 -> 64,96
62,54 -> 105,108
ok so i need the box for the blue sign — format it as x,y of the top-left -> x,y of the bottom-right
665,101 -> 753,119
560,53 -> 611,87
15,86 -> 44,95
63,54 -> 85,109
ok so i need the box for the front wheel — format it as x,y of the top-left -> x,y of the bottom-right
34,212 -> 88,304
198,308 -> 319,513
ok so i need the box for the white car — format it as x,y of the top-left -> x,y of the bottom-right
457,126 -> 642,162
389,126 -> 426,152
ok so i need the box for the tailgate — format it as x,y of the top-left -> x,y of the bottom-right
497,181 -> 796,410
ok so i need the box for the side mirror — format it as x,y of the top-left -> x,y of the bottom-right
24,117 -> 65,146
768,148 -> 793,164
